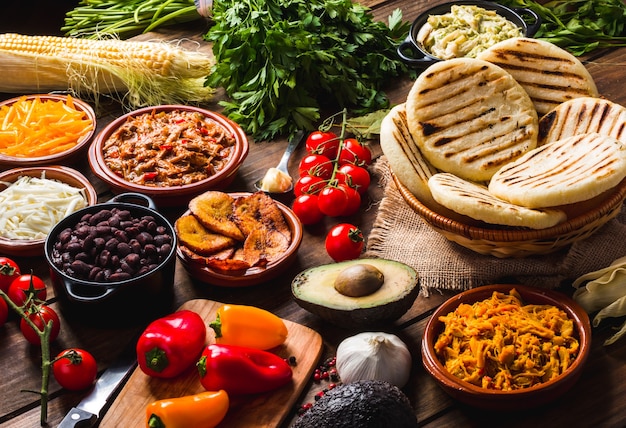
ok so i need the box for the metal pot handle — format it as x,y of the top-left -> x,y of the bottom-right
397,36 -> 435,67
64,282 -> 116,303
108,192 -> 157,210
515,7 -> 542,38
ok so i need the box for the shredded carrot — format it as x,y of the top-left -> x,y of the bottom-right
434,289 -> 579,391
0,95 -> 93,158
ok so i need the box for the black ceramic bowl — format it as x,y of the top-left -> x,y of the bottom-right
44,193 -> 177,324
397,0 -> 541,68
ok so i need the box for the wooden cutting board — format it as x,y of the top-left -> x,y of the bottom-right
100,299 -> 323,427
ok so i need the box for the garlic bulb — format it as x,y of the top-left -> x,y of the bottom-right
335,332 -> 412,388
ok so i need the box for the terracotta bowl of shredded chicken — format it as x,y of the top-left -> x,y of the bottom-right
0,94 -> 96,168
0,166 -> 98,257
88,105 -> 249,208
421,284 -> 591,410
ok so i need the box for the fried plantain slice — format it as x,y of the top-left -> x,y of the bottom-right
188,191 -> 245,241
175,214 -> 237,255
233,192 -> 292,242
241,227 -> 290,266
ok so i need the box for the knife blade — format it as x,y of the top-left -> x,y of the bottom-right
57,345 -> 137,428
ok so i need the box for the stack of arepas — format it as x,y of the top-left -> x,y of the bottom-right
381,37 -> 626,231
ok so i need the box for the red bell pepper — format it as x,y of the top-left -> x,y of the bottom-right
137,310 -> 206,379
196,344 -> 293,395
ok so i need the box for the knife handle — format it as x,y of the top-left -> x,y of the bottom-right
57,407 -> 97,428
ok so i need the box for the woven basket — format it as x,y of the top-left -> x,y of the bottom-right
393,173 -> 626,258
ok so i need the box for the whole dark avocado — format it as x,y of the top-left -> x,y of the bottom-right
293,380 -> 417,428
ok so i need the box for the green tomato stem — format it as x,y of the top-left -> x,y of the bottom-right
0,289 -> 54,426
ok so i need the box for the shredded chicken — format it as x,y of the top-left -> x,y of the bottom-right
434,289 -> 579,390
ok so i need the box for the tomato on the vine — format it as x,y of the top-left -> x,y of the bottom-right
338,138 -> 372,166
318,186 -> 348,217
0,297 -> 8,328
0,257 -> 20,293
337,164 -> 371,195
292,194 -> 324,225
20,304 -> 60,345
339,185 -> 362,216
298,154 -> 333,179
325,223 -> 365,262
8,274 -> 47,307
53,348 -> 98,391
294,175 -> 326,196
305,130 -> 340,159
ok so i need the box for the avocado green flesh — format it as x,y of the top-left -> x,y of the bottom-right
292,259 -> 418,310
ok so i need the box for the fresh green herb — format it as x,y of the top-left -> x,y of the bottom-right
204,0 -> 411,141
62,0 -> 202,39
499,0 -> 626,55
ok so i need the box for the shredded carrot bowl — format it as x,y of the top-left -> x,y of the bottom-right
0,94 -> 96,168
421,284 -> 591,410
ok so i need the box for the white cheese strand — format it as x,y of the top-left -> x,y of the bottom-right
0,174 -> 88,240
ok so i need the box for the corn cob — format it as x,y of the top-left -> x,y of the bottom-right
0,33 -> 215,107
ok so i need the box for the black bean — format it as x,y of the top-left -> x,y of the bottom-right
70,260 -> 92,277
124,253 -> 141,267
109,272 -> 132,282
104,237 -> 119,253
65,241 -> 83,256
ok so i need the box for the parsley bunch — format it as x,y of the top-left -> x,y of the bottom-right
499,0 -> 626,56
204,0 -> 411,141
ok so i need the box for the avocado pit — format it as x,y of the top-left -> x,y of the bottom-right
334,263 -> 384,297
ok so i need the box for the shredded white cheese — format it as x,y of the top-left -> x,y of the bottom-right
0,173 -> 88,240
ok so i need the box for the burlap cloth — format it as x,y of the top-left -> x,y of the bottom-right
363,157 -> 626,296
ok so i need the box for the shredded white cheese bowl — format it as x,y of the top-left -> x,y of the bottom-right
0,173 -> 88,240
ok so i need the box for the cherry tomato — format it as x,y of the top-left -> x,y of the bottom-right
337,164 -> 371,195
339,185 -> 362,216
53,348 -> 98,391
0,297 -> 8,328
20,304 -> 60,345
292,194 -> 325,225
0,257 -> 20,293
294,175 -> 326,196
317,186 -> 348,217
8,274 -> 47,307
298,154 -> 333,179
325,223 -> 365,262
305,130 -> 340,159
338,138 -> 372,166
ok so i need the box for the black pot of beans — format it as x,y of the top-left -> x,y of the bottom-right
44,193 -> 177,324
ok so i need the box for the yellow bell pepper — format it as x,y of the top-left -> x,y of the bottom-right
209,304 -> 288,350
146,390 -> 229,428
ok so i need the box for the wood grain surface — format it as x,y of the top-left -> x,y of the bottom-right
100,299 -> 323,428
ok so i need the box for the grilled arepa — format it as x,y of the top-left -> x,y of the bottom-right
538,97 -> 626,146
489,132 -> 626,208
477,37 -> 599,116
405,57 -> 538,182
428,173 -> 567,229
380,103 -> 439,208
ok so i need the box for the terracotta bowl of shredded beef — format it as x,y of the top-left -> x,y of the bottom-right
89,105 -> 249,208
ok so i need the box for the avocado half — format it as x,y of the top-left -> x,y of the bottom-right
293,380 -> 418,428
291,258 -> 419,327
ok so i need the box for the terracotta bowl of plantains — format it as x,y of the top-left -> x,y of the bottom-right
176,192 -> 303,287
88,105 -> 249,208
44,193 -> 177,325
0,166 -> 98,257
421,284 -> 591,411
0,94 -> 96,169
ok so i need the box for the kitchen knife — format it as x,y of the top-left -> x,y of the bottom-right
57,346 -> 137,428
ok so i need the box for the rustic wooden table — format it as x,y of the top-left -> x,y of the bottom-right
1,1 -> 626,427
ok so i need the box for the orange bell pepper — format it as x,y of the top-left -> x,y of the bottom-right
209,304 -> 288,350
146,390 -> 229,428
